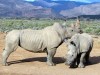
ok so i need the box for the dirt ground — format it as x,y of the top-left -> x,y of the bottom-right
0,33 -> 100,75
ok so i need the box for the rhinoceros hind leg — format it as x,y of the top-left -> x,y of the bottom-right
2,49 -> 11,66
2,44 -> 18,66
85,52 -> 91,65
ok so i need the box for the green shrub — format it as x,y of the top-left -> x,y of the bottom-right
0,19 -> 100,35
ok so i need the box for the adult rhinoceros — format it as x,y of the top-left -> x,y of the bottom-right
2,22 -> 82,66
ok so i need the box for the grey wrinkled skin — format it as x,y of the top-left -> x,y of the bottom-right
65,33 -> 93,68
2,22 -> 82,66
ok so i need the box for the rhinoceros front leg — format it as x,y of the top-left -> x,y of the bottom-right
47,48 -> 56,66
78,52 -> 86,68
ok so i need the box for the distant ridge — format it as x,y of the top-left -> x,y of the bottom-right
0,0 -> 100,19
60,3 -> 100,18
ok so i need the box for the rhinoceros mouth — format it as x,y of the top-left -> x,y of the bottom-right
66,58 -> 77,68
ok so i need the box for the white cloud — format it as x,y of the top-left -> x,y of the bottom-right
52,0 -> 70,1
25,0 -> 35,2
70,0 -> 91,3
25,0 -> 100,3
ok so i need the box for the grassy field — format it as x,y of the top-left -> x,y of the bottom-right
0,19 -> 100,35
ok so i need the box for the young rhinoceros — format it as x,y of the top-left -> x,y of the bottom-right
65,33 -> 93,68
2,22 -> 82,66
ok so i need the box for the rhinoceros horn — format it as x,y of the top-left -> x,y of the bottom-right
71,23 -> 75,28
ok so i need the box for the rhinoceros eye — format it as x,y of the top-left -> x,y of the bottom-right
71,30 -> 73,32
70,41 -> 76,46
72,55 -> 74,57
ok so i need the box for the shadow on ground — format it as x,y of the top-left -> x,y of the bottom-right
8,56 -> 100,66
8,57 -> 65,65
84,56 -> 100,67
90,56 -> 100,65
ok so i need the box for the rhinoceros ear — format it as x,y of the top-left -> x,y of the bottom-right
75,17 -> 80,27
62,20 -> 67,27
70,41 -> 76,47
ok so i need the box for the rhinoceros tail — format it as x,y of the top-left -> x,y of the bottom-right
3,48 -> 5,51
18,37 -> 21,47
18,31 -> 23,47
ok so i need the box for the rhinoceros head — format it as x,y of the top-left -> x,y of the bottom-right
65,41 -> 78,67
52,20 -> 83,41
65,19 -> 83,39
62,19 -> 83,38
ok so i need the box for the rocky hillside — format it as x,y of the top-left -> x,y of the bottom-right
60,3 -> 100,18
0,0 -> 59,18
0,0 -> 100,18
29,0 -> 87,12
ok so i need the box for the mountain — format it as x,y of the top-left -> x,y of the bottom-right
60,3 -> 100,18
0,0 -> 100,19
0,0 -> 59,18
29,0 -> 88,12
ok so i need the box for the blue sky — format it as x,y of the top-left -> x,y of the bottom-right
25,0 -> 100,3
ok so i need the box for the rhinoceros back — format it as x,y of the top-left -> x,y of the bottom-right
79,33 -> 93,52
19,29 -> 45,52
